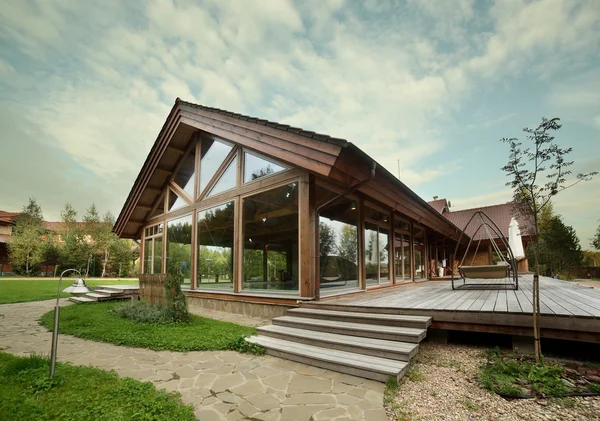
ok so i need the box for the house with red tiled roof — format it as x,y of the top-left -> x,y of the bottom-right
0,211 -> 20,274
426,198 -> 534,274
0,211 -> 89,275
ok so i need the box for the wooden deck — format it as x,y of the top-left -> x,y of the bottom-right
304,275 -> 600,343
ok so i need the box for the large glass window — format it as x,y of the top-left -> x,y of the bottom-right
197,202 -> 235,290
394,217 -> 412,282
207,156 -> 238,197
244,151 -> 286,183
144,239 -> 152,273
200,139 -> 233,195
242,183 -> 298,291
414,227 -> 426,279
316,186 -> 359,294
153,238 -> 163,274
166,214 -> 193,285
168,188 -> 188,212
173,148 -> 196,199
364,207 -> 391,286
143,223 -> 164,274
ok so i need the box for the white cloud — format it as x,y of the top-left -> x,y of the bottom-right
0,0 -> 598,241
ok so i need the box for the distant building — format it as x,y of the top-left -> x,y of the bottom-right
426,198 -> 534,274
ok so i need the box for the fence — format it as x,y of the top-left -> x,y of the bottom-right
139,273 -> 167,306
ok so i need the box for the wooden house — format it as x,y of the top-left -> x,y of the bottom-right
113,99 -> 468,315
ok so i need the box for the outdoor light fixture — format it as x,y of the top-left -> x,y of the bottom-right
351,203 -> 357,210
50,269 -> 92,377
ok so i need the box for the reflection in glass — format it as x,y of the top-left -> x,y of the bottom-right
379,229 -> 389,281
242,183 -> 298,291
200,139 -> 233,194
364,207 -> 391,286
414,227 -> 426,279
244,151 -> 285,183
173,148 -> 196,198
365,224 -> 379,286
394,233 -> 412,282
166,214 -> 193,284
144,239 -> 152,273
153,238 -> 163,274
168,189 -> 188,212
207,156 -> 237,197
316,186 -> 359,293
197,202 -> 235,290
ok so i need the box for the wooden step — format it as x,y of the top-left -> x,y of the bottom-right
287,307 -> 431,329
247,336 -> 408,382
96,285 -> 139,294
257,324 -> 418,361
86,292 -> 111,299
272,316 -> 426,343
94,289 -> 124,296
69,296 -> 97,303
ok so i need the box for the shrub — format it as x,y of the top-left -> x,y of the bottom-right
116,301 -> 172,324
163,271 -> 189,322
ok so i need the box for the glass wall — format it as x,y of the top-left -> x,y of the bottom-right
316,185 -> 359,294
144,239 -> 152,273
166,214 -> 193,285
244,151 -> 286,183
394,218 -> 412,282
414,227 -> 426,279
242,183 -> 298,291
197,202 -> 235,290
200,139 -> 233,195
364,206 -> 391,286
143,223 -> 163,274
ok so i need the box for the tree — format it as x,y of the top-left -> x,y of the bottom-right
58,202 -> 90,273
500,117 -> 597,362
83,204 -> 102,275
7,198 -> 45,275
592,223 -> 600,251
540,217 -> 583,275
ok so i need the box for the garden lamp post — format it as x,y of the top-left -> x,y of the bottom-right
49,269 -> 92,377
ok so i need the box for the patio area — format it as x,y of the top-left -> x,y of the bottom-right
305,275 -> 600,343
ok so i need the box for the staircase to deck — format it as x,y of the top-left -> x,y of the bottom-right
246,307 -> 431,382
68,285 -> 139,303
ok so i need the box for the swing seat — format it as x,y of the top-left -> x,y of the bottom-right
459,263 -> 509,280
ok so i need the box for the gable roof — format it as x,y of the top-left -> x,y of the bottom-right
444,202 -> 534,242
427,199 -> 449,214
113,98 -> 467,242
0,211 -> 20,226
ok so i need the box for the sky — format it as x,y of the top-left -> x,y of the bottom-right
0,0 -> 599,247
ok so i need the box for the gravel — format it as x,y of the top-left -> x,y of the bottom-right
386,342 -> 600,421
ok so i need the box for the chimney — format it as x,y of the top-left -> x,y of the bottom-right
433,196 -> 439,200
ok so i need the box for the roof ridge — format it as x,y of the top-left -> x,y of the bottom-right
176,99 -> 348,146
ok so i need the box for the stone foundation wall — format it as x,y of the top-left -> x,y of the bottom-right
186,295 -> 294,319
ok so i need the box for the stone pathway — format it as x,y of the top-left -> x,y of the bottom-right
0,300 -> 387,421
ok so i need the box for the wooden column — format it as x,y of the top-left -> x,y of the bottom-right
299,173 -> 315,298
234,196 -> 243,293
190,210 -> 198,290
410,220 -> 415,281
358,198 -> 366,290
390,213 -> 396,284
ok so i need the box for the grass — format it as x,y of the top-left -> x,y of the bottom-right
384,376 -> 411,421
39,301 -> 260,353
406,365 -> 425,382
0,352 -> 195,421
0,278 -> 136,305
479,348 -> 572,397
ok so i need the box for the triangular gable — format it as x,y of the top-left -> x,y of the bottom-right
114,98 -> 345,238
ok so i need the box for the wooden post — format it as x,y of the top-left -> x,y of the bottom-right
410,221 -> 415,281
191,210 -> 198,290
234,196 -> 242,293
390,213 -> 395,284
299,173 -> 315,298
358,198 -> 366,290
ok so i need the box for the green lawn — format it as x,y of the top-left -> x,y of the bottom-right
0,352 -> 195,421
39,301 -> 258,352
0,278 -> 137,305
